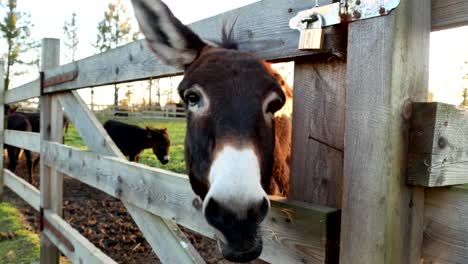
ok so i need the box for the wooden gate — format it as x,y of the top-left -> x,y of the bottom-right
1,0 -> 468,263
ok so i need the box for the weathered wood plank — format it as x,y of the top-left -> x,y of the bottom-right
3,169 -> 40,211
42,0 -> 345,94
4,79 -> 40,104
58,91 -> 122,156
39,38 -> 62,264
408,102 -> 468,187
290,59 -> 346,209
43,210 -> 117,264
422,187 -> 468,263
43,141 -> 339,264
58,91 -> 205,264
4,130 -> 40,153
341,0 -> 430,263
0,60 -> 5,201
125,205 -> 206,264
432,0 -> 468,31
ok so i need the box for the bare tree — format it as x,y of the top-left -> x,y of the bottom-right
94,0 -> 138,106
63,12 -> 79,62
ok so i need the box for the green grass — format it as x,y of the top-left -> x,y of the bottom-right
0,202 -> 39,264
64,118 -> 187,174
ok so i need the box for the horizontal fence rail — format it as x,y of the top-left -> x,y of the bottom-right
41,0 -> 345,94
3,169 -> 40,211
4,130 -> 41,152
5,79 -> 41,104
432,0 -> 468,31
407,102 -> 468,187
2,169 -> 116,263
42,141 -> 339,264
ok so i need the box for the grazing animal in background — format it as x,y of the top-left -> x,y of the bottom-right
5,113 -> 33,182
132,0 -> 292,262
4,109 -> 70,183
16,112 -> 70,134
103,120 -> 171,163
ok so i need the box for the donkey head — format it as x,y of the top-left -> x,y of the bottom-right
132,0 -> 286,261
146,126 -> 170,164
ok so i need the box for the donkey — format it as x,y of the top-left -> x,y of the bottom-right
132,0 -> 292,262
103,120 -> 171,163
5,113 -> 34,182
5,109 -> 70,183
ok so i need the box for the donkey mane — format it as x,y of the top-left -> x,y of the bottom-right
213,22 -> 238,50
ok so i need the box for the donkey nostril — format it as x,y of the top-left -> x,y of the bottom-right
260,197 -> 269,218
248,197 -> 270,223
205,198 -> 235,228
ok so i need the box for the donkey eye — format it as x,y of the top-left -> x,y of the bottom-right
266,97 -> 284,114
185,92 -> 201,107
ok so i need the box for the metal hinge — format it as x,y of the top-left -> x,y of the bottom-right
40,70 -> 79,94
290,0 -> 400,31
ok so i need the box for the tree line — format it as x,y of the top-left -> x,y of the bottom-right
1,0 -> 172,107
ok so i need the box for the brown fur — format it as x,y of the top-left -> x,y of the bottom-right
270,115 -> 291,196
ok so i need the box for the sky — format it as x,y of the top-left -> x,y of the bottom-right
429,26 -> 468,105
2,1 -> 468,106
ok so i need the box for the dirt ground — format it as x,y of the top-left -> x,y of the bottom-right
3,160 -> 267,264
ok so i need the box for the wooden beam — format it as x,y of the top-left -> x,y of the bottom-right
42,211 -> 117,264
42,141 -> 339,264
58,91 -> 206,264
41,0 -> 345,94
408,102 -> 468,187
4,130 -> 40,152
290,58 -> 346,209
432,0 -> 468,31
3,169 -> 40,211
341,0 -> 430,263
0,60 -> 5,201
422,186 -> 468,263
4,79 -> 41,104
39,38 -> 62,264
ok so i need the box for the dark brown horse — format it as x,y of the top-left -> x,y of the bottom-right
5,108 -> 70,183
132,0 -> 291,262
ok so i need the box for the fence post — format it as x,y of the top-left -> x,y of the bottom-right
0,60 -> 5,202
40,38 -> 62,264
340,1 -> 430,263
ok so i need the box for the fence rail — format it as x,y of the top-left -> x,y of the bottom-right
91,104 -> 186,119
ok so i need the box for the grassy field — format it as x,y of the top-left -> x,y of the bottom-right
64,118 -> 187,174
0,202 -> 39,264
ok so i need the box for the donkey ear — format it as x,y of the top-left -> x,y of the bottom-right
131,0 -> 208,68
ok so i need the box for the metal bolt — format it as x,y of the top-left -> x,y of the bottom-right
353,10 -> 361,19
438,137 -> 448,149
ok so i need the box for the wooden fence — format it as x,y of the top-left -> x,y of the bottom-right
1,0 -> 468,263
89,104 -> 186,119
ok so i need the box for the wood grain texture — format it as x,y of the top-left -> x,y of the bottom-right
4,130 -> 40,153
408,102 -> 468,187
43,211 -> 118,264
0,60 -> 5,201
3,169 -> 40,211
39,38 -> 62,264
290,59 -> 346,208
4,79 -> 40,104
422,187 -> 468,264
341,0 -> 430,263
58,92 -> 206,264
432,0 -> 468,31
42,141 -> 339,264
42,0 -> 346,94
